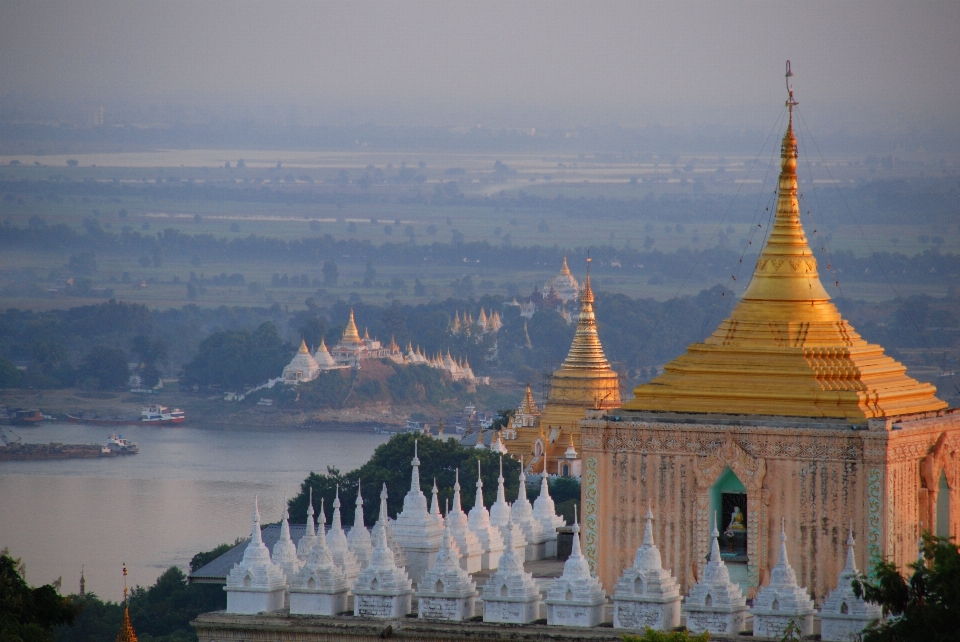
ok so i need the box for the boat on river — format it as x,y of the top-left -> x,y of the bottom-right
67,405 -> 185,426
104,434 -> 139,455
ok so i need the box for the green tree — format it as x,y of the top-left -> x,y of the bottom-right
67,253 -> 97,276
77,346 -> 129,390
0,550 -> 80,642
299,317 -> 326,350
131,336 -> 168,388
322,260 -> 338,286
0,357 -> 22,388
362,260 -> 376,288
180,322 -> 291,390
853,533 -> 960,642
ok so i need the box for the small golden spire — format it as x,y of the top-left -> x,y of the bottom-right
116,564 -> 138,642
558,256 -> 610,370
341,309 -> 362,344
298,338 -> 309,354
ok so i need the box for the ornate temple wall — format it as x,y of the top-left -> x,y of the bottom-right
579,410 -> 960,601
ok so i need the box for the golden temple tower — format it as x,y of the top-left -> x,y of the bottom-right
508,259 -> 621,470
116,564 -> 138,642
340,309 -> 363,345
623,98 -> 945,421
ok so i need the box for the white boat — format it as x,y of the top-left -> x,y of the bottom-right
140,405 -> 186,425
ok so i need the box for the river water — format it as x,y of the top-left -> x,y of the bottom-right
0,422 -> 388,601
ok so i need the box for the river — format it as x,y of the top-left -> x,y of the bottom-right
0,422 -> 389,601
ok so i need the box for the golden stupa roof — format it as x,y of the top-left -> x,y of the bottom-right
624,94 -> 946,422
341,310 -> 363,344
518,383 -> 540,416
298,339 -> 309,354
116,606 -> 138,642
556,262 -> 615,373
559,254 -> 572,277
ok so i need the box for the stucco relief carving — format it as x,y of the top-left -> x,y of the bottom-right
587,423 -> 871,463
583,456 -> 599,574
867,468 -> 883,576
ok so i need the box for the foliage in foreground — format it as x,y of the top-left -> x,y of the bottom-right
50,542 -> 232,642
853,533 -> 960,642
0,550 -> 80,642
622,628 -> 709,642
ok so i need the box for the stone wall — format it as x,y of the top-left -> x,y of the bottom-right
580,410 -> 960,600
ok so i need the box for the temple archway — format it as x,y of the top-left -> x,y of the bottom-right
710,467 -> 748,589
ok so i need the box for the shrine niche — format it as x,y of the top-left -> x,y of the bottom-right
919,432 -> 959,538
693,437 -> 766,591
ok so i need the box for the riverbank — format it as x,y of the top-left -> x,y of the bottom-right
0,387 -> 414,433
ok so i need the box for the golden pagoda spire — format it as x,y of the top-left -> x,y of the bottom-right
560,254 -> 572,277
298,338 -> 309,354
624,62 -> 946,421
342,309 -> 362,344
559,257 -> 612,370
116,564 -> 138,642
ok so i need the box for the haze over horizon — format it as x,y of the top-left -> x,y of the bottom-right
2,1 -> 959,134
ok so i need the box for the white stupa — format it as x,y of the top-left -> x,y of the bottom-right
751,520 -> 816,638
289,508 -> 350,616
467,460 -> 505,571
417,519 -> 478,621
488,456 -> 528,561
325,490 -> 361,585
532,472 -> 565,558
347,482 -> 373,569
296,488 -> 317,561
544,511 -> 606,627
482,513 -> 542,624
271,500 -> 302,585
429,479 -> 444,530
282,339 -> 321,383
683,513 -> 749,635
312,338 -> 338,371
510,459 -> 548,561
612,506 -> 681,631
370,483 -> 409,569
393,440 -> 443,583
353,512 -> 414,619
444,469 -> 483,573
820,527 -> 882,641
224,498 -> 287,614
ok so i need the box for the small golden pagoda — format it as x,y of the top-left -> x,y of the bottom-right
341,309 -> 363,345
623,104 -> 945,421
116,564 -> 138,642
507,259 -> 621,470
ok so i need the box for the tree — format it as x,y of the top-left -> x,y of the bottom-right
299,317 -> 326,350
0,357 -> 22,388
67,253 -> 97,276
322,260 -> 339,286
180,322 -> 291,390
131,336 -> 168,388
0,549 -> 80,642
78,346 -> 129,390
363,260 -> 376,288
853,533 -> 960,642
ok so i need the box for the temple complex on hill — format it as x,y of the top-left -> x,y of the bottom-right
579,81 -> 959,604
504,255 -> 582,324
282,309 -> 486,385
503,259 -> 622,476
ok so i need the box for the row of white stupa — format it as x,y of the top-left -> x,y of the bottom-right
224,444 -> 880,641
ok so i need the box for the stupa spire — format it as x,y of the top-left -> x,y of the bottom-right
625,62 -> 946,421
342,309 -> 362,344
558,257 -> 612,370
411,439 -> 421,493
116,564 -> 138,642
298,338 -> 309,354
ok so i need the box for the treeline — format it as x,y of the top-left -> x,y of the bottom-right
2,219 -> 959,286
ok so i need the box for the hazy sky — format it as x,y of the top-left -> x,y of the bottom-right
2,1 -> 958,128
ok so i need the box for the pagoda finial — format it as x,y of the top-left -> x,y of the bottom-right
642,503 -> 655,547
410,440 -> 421,493
251,496 -> 263,545
355,480 -> 365,528
305,487 -> 316,537
117,563 -> 138,642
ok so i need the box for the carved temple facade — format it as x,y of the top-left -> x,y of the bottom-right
579,97 -> 960,602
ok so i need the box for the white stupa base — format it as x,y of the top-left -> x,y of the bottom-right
684,606 -> 749,635
543,536 -> 557,558
546,601 -> 605,627
225,588 -> 286,615
288,589 -> 349,616
418,595 -> 476,621
753,611 -> 814,638
399,547 -> 438,584
524,541 -> 547,561
483,597 -> 541,624
479,549 -> 503,571
457,551 -> 482,574
353,592 -> 413,619
821,614 -> 879,642
613,597 -> 681,631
